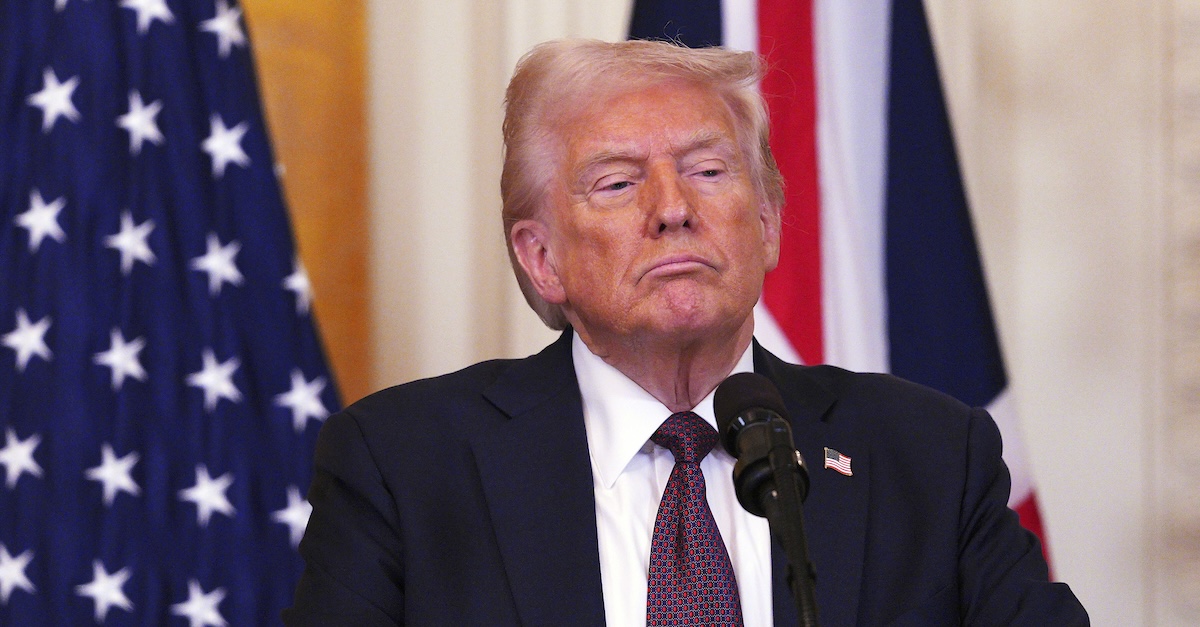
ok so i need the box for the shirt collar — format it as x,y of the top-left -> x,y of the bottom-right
573,331 -> 755,489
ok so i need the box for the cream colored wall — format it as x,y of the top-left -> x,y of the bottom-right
926,2 -> 1170,624
368,1 -> 1180,623
367,0 -> 627,389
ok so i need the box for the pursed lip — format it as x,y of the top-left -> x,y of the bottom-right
638,253 -> 716,282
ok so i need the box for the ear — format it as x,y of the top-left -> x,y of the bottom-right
511,219 -> 567,305
760,202 -> 781,272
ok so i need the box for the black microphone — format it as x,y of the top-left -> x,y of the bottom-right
714,372 -> 810,516
714,372 -> 820,626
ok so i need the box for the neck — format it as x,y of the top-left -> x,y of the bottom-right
573,318 -> 754,413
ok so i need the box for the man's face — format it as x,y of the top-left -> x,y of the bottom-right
512,80 -> 780,348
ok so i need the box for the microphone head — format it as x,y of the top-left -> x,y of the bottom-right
714,372 -> 788,454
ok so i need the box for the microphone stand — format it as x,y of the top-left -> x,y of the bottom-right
756,424 -> 820,627
716,374 -> 820,626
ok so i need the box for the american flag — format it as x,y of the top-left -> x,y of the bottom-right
0,0 -> 338,624
823,448 -> 852,477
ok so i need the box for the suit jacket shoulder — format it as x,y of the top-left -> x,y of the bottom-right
286,331 -> 606,627
755,346 -> 1087,625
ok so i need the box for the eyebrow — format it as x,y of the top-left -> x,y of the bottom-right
572,129 -> 739,182
677,129 -> 739,157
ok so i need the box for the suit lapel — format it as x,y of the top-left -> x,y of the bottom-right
755,344 -> 869,626
472,331 -> 606,626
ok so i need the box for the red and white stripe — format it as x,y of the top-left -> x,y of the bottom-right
725,0 -> 1045,547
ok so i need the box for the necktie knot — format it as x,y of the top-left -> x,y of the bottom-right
652,411 -> 717,465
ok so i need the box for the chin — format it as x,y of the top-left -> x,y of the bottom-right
617,285 -> 755,340
643,307 -> 743,341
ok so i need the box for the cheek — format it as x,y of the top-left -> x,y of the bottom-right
724,210 -> 766,250
555,226 -> 622,289
565,215 -> 639,261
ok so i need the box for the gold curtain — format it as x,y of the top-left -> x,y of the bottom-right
241,0 -> 369,404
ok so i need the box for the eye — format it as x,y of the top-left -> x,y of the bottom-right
690,167 -> 725,181
592,173 -> 636,195
687,158 -> 728,180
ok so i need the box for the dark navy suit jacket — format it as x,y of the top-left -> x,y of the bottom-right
284,331 -> 1087,625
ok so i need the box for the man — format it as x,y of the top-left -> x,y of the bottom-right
285,39 -> 1087,625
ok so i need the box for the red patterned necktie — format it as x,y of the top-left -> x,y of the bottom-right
646,411 -> 744,626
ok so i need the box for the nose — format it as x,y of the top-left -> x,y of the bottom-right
647,164 -> 694,236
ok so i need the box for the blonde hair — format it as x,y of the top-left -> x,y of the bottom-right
501,39 -> 784,329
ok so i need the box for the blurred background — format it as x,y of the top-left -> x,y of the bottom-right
128,0 -> 1198,624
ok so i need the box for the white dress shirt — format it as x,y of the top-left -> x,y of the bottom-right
573,332 -> 773,626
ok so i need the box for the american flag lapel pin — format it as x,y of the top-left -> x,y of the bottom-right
824,447 -> 853,476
